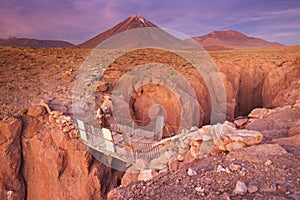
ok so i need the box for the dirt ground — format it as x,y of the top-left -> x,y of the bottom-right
1,46 -> 299,118
109,144 -> 300,199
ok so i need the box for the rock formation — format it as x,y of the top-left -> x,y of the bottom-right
0,106 -> 124,199
0,117 -> 25,200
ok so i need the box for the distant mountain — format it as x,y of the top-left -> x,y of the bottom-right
78,16 -> 285,50
0,37 -> 74,48
78,15 -> 158,48
193,30 -> 284,50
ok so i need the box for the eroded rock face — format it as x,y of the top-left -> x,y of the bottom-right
21,111 -> 121,200
246,105 -> 300,142
262,58 -> 300,108
0,108 -> 124,200
0,117 -> 25,200
132,84 -> 182,136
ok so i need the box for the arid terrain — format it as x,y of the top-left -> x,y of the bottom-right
0,45 -> 300,199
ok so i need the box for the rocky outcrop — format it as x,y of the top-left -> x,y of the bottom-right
0,107 -> 123,200
120,101 -> 300,187
262,58 -> 300,108
246,104 -> 300,142
121,121 -> 264,186
0,117 -> 25,200
109,140 -> 300,200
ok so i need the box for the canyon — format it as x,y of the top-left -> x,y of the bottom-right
0,45 -> 299,199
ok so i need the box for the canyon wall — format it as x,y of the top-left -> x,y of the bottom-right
0,108 -> 123,200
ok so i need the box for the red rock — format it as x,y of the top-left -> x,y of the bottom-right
226,144 -> 288,163
183,150 -> 196,164
107,188 -> 121,200
288,119 -> 300,136
0,117 -> 25,200
190,140 -> 202,158
233,181 -> 247,195
21,115 -> 121,199
225,141 -> 246,151
227,129 -> 263,146
234,118 -> 249,127
262,58 -> 300,107
121,167 -> 139,186
168,160 -> 179,171
272,134 -> 300,146
97,81 -> 108,92
245,106 -> 300,142
132,84 -> 185,136
27,106 -> 46,117
248,108 -> 268,119
138,169 -> 155,181
21,115 -> 44,139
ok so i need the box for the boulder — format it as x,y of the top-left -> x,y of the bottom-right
135,158 -> 149,170
272,134 -> 300,146
190,140 -> 202,158
121,166 -> 140,186
246,106 -> 300,142
27,106 -> 46,117
288,119 -> 300,136
225,129 -> 263,146
138,169 -> 157,181
226,144 -> 289,163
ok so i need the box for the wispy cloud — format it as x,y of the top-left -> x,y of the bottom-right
0,0 -> 299,45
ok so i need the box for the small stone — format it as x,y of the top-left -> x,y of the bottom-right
187,168 -> 197,176
261,184 -> 277,192
239,171 -> 246,176
205,177 -> 212,182
138,169 -> 154,181
277,185 -> 287,193
233,181 -> 247,195
225,167 -> 231,174
217,165 -> 226,173
234,118 -> 249,127
223,192 -> 231,200
158,166 -> 168,173
177,154 -> 184,161
195,186 -> 204,192
190,140 -> 202,158
264,159 -> 272,166
248,185 -> 258,193
131,184 -> 137,190
168,160 -> 179,171
229,163 -> 240,171
97,81 -> 108,92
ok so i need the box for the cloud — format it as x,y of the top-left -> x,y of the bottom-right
0,0 -> 299,45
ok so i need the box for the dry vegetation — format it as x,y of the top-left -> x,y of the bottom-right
1,45 -> 299,118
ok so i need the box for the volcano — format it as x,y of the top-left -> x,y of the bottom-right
77,15 -> 158,48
